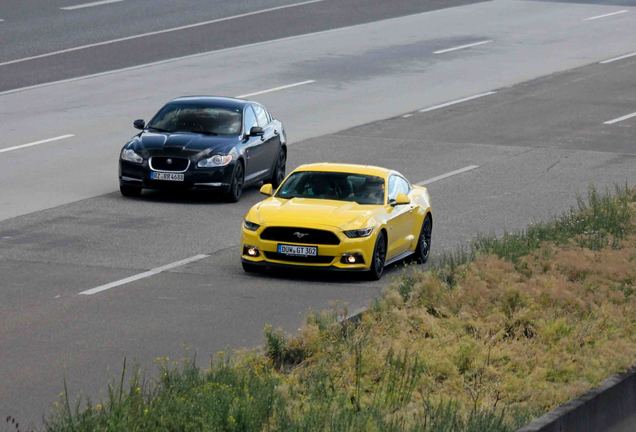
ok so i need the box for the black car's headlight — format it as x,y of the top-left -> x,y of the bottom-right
243,220 -> 260,231
343,227 -> 374,238
121,148 -> 143,164
197,154 -> 233,168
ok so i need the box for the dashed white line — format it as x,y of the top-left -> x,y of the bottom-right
604,111 -> 636,125
61,0 -> 124,10
419,91 -> 497,113
0,0 -> 324,67
236,80 -> 315,98
416,165 -> 480,186
599,52 -> 636,64
433,40 -> 492,54
402,114 -> 414,118
583,10 -> 628,21
0,134 -> 75,154
79,254 -> 210,295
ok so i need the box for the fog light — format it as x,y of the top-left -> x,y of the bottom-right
341,253 -> 364,265
243,245 -> 260,257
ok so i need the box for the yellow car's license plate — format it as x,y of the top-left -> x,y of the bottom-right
278,244 -> 318,256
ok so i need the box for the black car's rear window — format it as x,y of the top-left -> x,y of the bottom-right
148,103 -> 242,136
276,171 -> 386,205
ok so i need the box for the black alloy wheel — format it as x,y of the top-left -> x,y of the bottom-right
415,215 -> 432,264
366,231 -> 387,281
120,184 -> 142,197
270,149 -> 286,187
226,162 -> 244,202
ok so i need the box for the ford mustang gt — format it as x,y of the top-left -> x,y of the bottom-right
241,163 -> 432,280
118,96 -> 287,202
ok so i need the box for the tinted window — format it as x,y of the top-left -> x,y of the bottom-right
253,104 -> 269,127
244,106 -> 258,133
148,103 -> 242,135
276,171 -> 385,205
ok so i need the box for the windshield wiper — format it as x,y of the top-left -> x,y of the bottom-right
147,126 -> 173,133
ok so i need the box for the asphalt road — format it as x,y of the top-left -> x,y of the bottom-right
1,0 -> 636,428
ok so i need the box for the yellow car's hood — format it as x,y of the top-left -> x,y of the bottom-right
248,197 -> 380,230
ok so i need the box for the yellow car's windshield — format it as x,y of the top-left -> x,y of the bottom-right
276,171 -> 385,205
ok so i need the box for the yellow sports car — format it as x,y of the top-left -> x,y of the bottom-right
241,163 -> 432,280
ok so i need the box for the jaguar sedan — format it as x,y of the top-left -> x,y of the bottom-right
241,163 -> 433,280
118,96 -> 287,202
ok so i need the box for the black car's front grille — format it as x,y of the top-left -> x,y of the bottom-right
264,252 -> 334,264
150,156 -> 189,172
260,227 -> 340,245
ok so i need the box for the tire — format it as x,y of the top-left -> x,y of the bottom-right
366,231 -> 387,281
225,162 -> 244,203
414,215 -> 432,264
120,184 -> 142,197
242,261 -> 261,273
268,148 -> 286,188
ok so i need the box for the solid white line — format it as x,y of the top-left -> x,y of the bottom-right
604,111 -> 636,125
433,40 -> 492,54
79,254 -> 209,295
0,134 -> 75,154
236,80 -> 315,98
583,10 -> 628,21
0,0 -> 324,67
599,52 -> 636,64
61,0 -> 124,10
419,91 -> 496,113
416,165 -> 479,186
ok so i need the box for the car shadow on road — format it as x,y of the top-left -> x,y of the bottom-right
122,184 -> 262,205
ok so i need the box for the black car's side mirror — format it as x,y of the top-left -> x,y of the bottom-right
133,119 -> 145,130
249,126 -> 264,137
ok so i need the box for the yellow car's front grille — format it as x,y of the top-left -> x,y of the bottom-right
260,227 -> 340,245
263,252 -> 334,264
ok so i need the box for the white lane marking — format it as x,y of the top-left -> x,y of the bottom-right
416,165 -> 479,185
79,254 -> 209,295
419,91 -> 496,113
583,10 -> 628,21
402,114 -> 413,118
0,0 -> 324,67
600,52 -> 636,64
433,40 -> 492,54
604,111 -> 636,125
61,0 -> 124,10
0,134 -> 74,154
236,80 -> 315,98
0,19 -> 4,22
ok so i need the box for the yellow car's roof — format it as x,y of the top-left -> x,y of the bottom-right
293,163 -> 393,178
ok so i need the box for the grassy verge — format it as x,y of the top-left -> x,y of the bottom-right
40,186 -> 635,432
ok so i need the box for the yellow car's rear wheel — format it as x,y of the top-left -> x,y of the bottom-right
366,231 -> 387,280
414,215 -> 432,264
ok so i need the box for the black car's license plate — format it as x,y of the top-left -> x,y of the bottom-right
277,244 -> 318,256
150,172 -> 184,181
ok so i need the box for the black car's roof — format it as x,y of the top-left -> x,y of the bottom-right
170,96 -> 251,110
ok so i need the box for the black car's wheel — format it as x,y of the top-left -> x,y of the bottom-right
225,162 -> 244,202
366,231 -> 387,281
120,184 -> 142,197
414,215 -> 432,264
268,148 -> 286,188
242,261 -> 261,273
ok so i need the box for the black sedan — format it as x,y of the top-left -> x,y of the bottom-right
118,96 -> 287,202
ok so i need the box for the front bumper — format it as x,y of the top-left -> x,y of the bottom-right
119,159 -> 235,191
241,225 -> 377,271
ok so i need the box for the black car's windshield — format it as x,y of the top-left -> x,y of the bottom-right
276,171 -> 386,205
147,103 -> 242,135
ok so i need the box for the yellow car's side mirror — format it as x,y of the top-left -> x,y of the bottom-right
391,193 -> 410,206
260,183 -> 273,196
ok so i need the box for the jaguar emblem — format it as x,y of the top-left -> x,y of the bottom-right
166,158 -> 173,165
293,232 -> 309,239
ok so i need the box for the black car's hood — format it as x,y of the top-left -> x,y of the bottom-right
132,131 -> 238,155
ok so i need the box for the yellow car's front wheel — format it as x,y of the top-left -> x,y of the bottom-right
414,215 -> 432,264
366,231 -> 387,280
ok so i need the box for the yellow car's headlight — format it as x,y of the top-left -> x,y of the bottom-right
243,220 -> 260,231
343,227 -> 374,238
